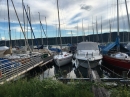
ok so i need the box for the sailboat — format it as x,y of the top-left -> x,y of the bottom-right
53,0 -> 73,67
102,0 -> 130,70
0,46 -> 9,57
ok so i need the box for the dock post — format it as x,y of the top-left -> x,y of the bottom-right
122,71 -> 127,79
122,71 -> 128,86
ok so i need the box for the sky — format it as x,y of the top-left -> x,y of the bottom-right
0,0 -> 130,40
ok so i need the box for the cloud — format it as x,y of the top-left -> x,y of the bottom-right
80,4 -> 92,10
1,37 -> 5,40
0,0 -> 130,39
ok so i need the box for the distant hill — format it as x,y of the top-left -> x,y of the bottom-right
0,31 -> 130,47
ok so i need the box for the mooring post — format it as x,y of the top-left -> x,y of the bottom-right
122,71 -> 127,79
122,71 -> 128,86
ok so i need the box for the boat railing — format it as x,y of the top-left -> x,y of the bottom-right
0,53 -> 45,84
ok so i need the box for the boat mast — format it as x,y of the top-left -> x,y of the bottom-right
27,5 -> 29,43
38,12 -> 47,46
96,17 -> 99,42
101,16 -> 103,43
28,6 -> 33,49
117,0 -> 119,36
11,0 -> 31,52
38,12 -> 43,45
82,19 -> 85,41
56,0 -> 62,50
117,0 -> 120,51
71,30 -> 73,44
88,24 -> 90,41
7,0 -> 12,50
4,31 -> 6,46
22,0 -> 27,50
77,24 -> 78,43
45,17 -> 48,46
15,29 -> 16,45
92,17 -> 94,42
109,19 -> 111,42
125,0 -> 130,42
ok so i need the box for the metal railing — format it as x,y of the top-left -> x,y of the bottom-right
0,54 -> 53,84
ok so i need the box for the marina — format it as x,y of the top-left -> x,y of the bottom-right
0,0 -> 130,96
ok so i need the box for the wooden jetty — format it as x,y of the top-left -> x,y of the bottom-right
0,53 -> 54,84
90,70 -> 110,97
88,61 -> 110,97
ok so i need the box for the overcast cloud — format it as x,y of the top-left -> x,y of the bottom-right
0,0 -> 130,39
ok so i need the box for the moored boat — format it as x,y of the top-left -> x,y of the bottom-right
72,41 -> 102,68
53,0 -> 73,67
103,52 -> 130,70
0,46 -> 9,57
102,0 -> 130,71
54,51 -> 72,66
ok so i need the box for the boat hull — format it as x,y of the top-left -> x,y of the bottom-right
54,55 -> 72,67
103,55 -> 130,70
74,59 -> 100,68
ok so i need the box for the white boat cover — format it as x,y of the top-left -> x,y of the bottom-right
0,46 -> 9,51
77,42 -> 99,50
111,52 -> 129,59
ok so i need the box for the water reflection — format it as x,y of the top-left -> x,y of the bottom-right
29,60 -> 127,80
74,66 -> 88,78
39,63 -> 54,80
39,62 -> 103,79
101,61 -> 128,78
54,63 -> 76,78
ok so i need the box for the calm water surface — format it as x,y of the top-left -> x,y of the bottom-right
28,60 -> 128,80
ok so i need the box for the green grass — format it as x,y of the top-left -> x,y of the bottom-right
110,85 -> 130,97
0,78 -> 93,97
1,77 -> 130,97
94,82 -> 130,97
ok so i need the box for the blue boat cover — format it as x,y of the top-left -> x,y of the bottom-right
49,48 -> 61,53
101,36 -> 120,54
101,42 -> 116,54
0,58 -> 20,71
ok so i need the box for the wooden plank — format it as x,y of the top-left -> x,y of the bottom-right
88,65 -> 109,97
92,86 -> 98,97
100,87 -> 110,97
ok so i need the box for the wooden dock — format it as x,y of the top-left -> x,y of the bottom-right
0,54 -> 54,84
87,60 -> 110,97
90,70 -> 110,97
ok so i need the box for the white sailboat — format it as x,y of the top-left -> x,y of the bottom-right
53,0 -> 72,67
54,51 -> 72,66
